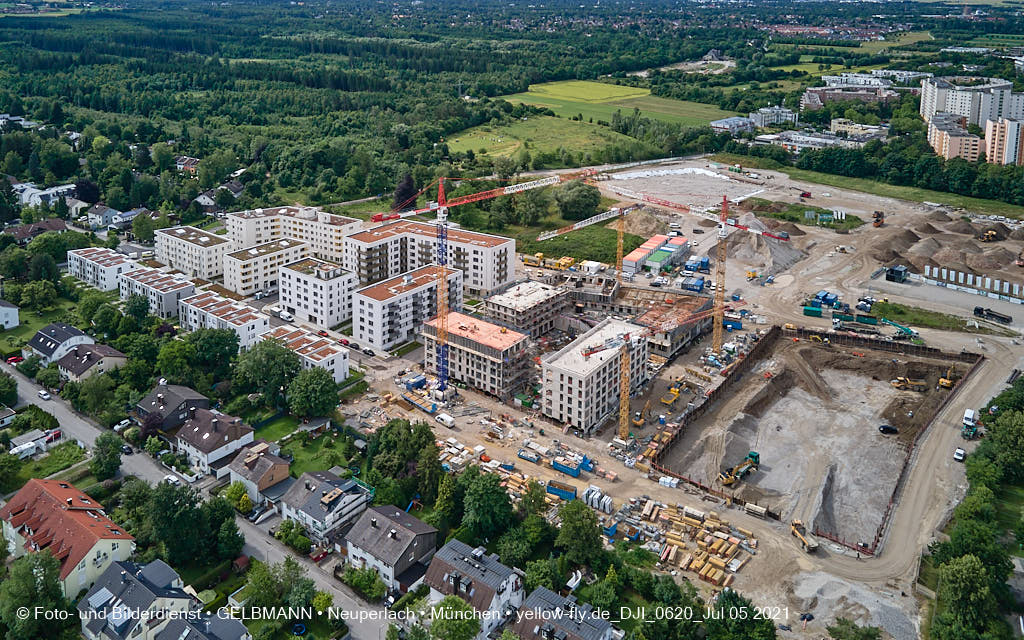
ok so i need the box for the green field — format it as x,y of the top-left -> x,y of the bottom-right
501,80 -> 738,127
446,115 -> 655,158
970,33 -> 1024,47
769,62 -> 888,77
771,31 -> 932,55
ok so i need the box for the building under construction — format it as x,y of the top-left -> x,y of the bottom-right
422,312 -> 531,400
484,281 -> 570,337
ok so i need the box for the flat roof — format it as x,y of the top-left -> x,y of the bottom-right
486,281 -> 565,312
424,312 -> 527,351
543,318 -> 645,375
227,206 -> 359,227
283,257 -> 349,279
120,267 -> 194,293
261,325 -> 346,362
157,226 -> 229,247
180,291 -> 268,327
347,220 -> 512,249
355,265 -> 458,302
227,238 -> 309,261
69,247 -> 136,268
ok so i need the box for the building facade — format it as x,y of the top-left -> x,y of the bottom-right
174,409 -> 254,475
0,300 -> 18,329
345,505 -> 438,592
67,247 -> 138,291
484,281 -> 570,336
748,105 -> 799,128
118,268 -> 196,318
56,344 -> 127,382
920,76 -> 1024,126
422,312 -> 530,399
541,318 -> 649,433
26,322 -> 94,365
279,258 -> 357,327
223,238 -> 311,297
259,325 -> 350,383
353,265 -> 462,351
709,116 -> 754,135
178,291 -> 270,349
226,442 -> 291,506
985,117 -> 1024,166
279,471 -> 372,543
78,561 -> 193,640
927,112 -> 982,161
155,226 -> 231,279
343,220 -> 514,297
225,206 -> 361,261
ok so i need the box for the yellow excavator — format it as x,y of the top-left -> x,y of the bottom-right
979,229 -> 999,242
890,376 -> 927,391
719,451 -> 760,486
632,399 -> 650,428
939,366 -> 957,389
791,520 -> 819,553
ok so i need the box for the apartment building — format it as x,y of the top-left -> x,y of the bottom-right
225,206 -> 361,261
353,265 -> 462,351
259,325 -> 350,383
343,220 -> 514,297
748,105 -> 799,128
118,268 -> 196,318
484,281 -> 569,336
279,257 -> 357,328
422,312 -> 530,399
709,116 -> 754,136
830,118 -> 890,138
927,112 -> 982,161
800,86 -> 898,110
223,238 -> 311,297
67,247 -> 138,291
920,76 -> 1024,126
154,226 -> 231,279
985,117 -> 1024,166
279,471 -> 372,544
541,318 -> 648,433
178,291 -> 270,349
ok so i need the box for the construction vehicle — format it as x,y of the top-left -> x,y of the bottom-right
872,211 -> 884,228
799,191 -> 811,199
524,253 -> 544,267
632,399 -> 650,428
890,377 -> 927,391
939,366 -> 957,389
881,318 -> 919,337
974,306 -> 1013,324
1016,251 -> 1024,267
978,229 -> 999,242
745,270 -> 759,280
718,451 -> 760,486
660,379 -> 684,406
961,423 -> 979,440
790,520 -> 819,553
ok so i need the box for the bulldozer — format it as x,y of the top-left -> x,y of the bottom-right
719,451 -> 760,486
790,520 -> 819,553
632,399 -> 650,428
890,376 -> 927,391
939,366 -> 957,389
978,229 -> 999,242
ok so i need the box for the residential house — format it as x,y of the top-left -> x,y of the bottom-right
78,560 -> 193,640
86,203 -> 122,230
56,344 -> 127,382
66,197 -> 91,218
0,479 -> 134,597
0,299 -> 19,329
225,441 -> 292,506
108,208 -> 151,230
424,540 -> 525,639
0,404 -> 14,428
509,587 -> 614,640
178,291 -> 270,349
3,217 -> 66,245
346,505 -> 438,592
153,616 -> 251,640
258,325 -> 349,383
174,409 -> 254,475
279,471 -> 372,544
67,247 -> 138,291
25,322 -> 94,365
135,384 -> 210,431
14,183 -> 76,208
174,156 -> 200,177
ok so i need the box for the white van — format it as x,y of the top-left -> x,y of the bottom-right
669,223 -> 681,230
279,311 -> 294,322
435,413 -> 455,428
963,409 -> 976,427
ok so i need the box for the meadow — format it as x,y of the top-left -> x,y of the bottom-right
445,115 -> 656,158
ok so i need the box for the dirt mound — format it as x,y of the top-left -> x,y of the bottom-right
927,211 -> 952,222
725,213 -> 807,272
949,238 -> 983,254
944,220 -> 976,235
890,229 -> 920,251
870,247 -> 904,264
907,237 -> 941,257
698,219 -> 717,228
605,208 -> 666,237
1010,228 -> 1024,241
932,247 -> 966,265
776,222 -> 806,236
966,247 -> 1016,271
914,222 -> 941,235
984,222 -> 1012,239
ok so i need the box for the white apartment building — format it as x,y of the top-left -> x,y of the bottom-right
343,220 -> 514,297
225,206 -> 361,261
484,280 -> 569,336
822,73 -> 892,88
985,117 -> 1024,166
748,105 -> 799,128
178,291 -> 270,349
118,268 -> 196,318
279,258 -> 356,328
66,247 -> 138,291
154,226 -> 231,279
223,238 -> 310,297
259,325 -> 350,383
353,265 -> 462,351
920,76 -> 1024,126
541,318 -> 649,433
422,312 -> 530,399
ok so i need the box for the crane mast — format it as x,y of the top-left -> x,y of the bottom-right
712,195 -> 728,353
435,178 -> 449,392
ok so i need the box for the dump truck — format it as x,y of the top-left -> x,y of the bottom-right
718,451 -> 760,486
890,377 -> 927,391
974,307 -> 1013,324
791,520 -> 819,553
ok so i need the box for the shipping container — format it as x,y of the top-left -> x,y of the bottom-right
546,480 -> 577,500
832,312 -> 854,322
517,449 -> 541,464
803,307 -> 822,318
855,314 -> 879,325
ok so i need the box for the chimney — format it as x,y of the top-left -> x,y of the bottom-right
211,418 -> 218,431
73,346 -> 79,356
370,518 -> 377,528
189,406 -> 196,418
66,497 -> 72,506
388,529 -> 397,539
305,480 -> 311,490
120,570 -> 127,582
157,393 -> 165,406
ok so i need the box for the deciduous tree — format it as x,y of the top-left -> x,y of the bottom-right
287,367 -> 338,417
555,499 -> 601,565
90,432 -> 124,480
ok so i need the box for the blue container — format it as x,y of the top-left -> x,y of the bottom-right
815,290 -> 829,301
810,299 -> 821,308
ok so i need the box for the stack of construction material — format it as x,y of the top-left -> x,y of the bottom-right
581,485 -> 615,514
654,505 -> 758,588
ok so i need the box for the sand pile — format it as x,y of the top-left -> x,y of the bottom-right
928,211 -> 952,222
932,247 -> 966,265
1011,228 -> 1024,241
776,222 -> 806,236
944,220 -> 976,234
907,237 -> 941,257
723,213 -> 807,271
890,229 -> 920,251
605,208 -> 665,237
966,247 -> 1016,271
949,238 -> 983,253
914,222 -> 941,235
984,222 -> 1012,239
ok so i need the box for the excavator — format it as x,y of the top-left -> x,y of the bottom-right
1017,251 -> 1024,268
891,377 -> 928,391
978,229 -> 999,243
790,520 -> 819,553
719,451 -> 760,486
632,399 -> 650,428
939,366 -> 957,389
872,211 -> 885,228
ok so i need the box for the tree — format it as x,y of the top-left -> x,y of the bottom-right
499,632 -> 522,640
826,618 -> 882,640
29,253 -> 58,283
132,212 -> 156,243
524,558 -> 557,592
287,367 -> 338,418
430,595 -> 480,640
157,340 -> 196,385
0,247 -> 29,280
586,579 -> 617,611
238,493 -> 253,514
144,435 -> 163,456
217,518 -> 245,560
312,591 -> 333,613
79,374 -> 114,415
124,294 -> 149,323
0,371 -> 18,405
91,304 -> 122,336
245,561 -> 283,609
496,529 -> 532,566
35,364 -> 60,389
555,500 -> 601,565
553,181 -> 601,221
417,442 -> 443,505
225,481 -> 248,508
435,473 -> 457,524
0,552 -> 75,640
215,187 -> 237,209
518,480 -> 547,517
939,554 -> 995,630
393,174 -> 417,209
0,452 -> 22,490
19,280 -> 57,312
703,590 -> 776,640
147,482 -> 207,565
198,150 -> 237,189
234,339 -> 301,407
463,470 -> 513,540
78,291 -> 107,324
151,143 -> 174,173
91,432 -> 124,480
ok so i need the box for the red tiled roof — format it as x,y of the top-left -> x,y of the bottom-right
0,478 -> 133,580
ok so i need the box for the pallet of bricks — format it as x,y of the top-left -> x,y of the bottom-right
647,501 -> 757,588
637,423 -> 681,469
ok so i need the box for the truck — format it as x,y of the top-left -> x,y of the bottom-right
517,449 -> 541,464
799,191 -> 812,199
546,480 -> 577,501
963,408 -> 976,427
803,306 -> 822,318
790,520 -> 819,553
974,307 -> 1013,324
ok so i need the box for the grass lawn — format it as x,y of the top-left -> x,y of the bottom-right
255,415 -> 299,442
390,341 -> 421,357
326,197 -> 388,220
993,484 -> 1024,558
970,33 -> 1024,47
245,615 -> 341,640
446,115 -> 656,160
0,297 -> 79,348
501,80 -> 738,127
4,442 -> 86,493
871,301 -> 1006,335
283,433 -> 345,477
742,196 -> 864,232
514,224 -> 644,265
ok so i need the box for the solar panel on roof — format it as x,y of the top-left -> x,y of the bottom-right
87,586 -> 114,609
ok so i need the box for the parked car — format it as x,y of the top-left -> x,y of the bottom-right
338,338 -> 350,346
247,505 -> 266,522
878,424 -> 898,435
6,355 -> 23,364
317,330 -> 329,337
121,445 -> 134,455
113,419 -> 132,433
279,311 -> 294,322
162,475 -> 180,486
37,390 -> 51,400
363,348 -> 376,356
953,448 -> 966,462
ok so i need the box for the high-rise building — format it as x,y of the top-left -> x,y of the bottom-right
223,238 -> 311,296
225,206 -> 361,262
279,257 -> 357,328
352,265 -> 462,351
920,76 -> 1024,126
67,247 -> 138,291
984,118 -> 1024,166
484,281 -> 569,337
155,226 -> 231,279
927,112 -> 982,161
